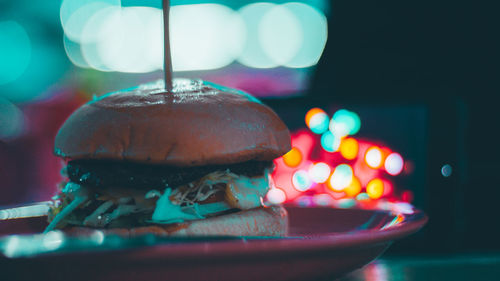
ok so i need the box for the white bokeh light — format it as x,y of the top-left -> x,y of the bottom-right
170,4 -> 245,71
282,2 -> 327,68
238,2 -> 277,68
385,153 -> 404,176
97,7 -> 160,73
60,0 -> 120,43
308,162 -> 331,183
266,188 -> 286,204
62,2 -> 327,72
63,35 -> 89,68
365,147 -> 383,168
259,4 -> 302,65
329,164 -> 353,191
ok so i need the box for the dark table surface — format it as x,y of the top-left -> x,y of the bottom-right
338,254 -> 500,281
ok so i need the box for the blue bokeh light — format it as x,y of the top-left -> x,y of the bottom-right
0,21 -> 31,85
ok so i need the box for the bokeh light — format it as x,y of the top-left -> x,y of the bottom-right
62,2 -> 328,72
366,178 -> 384,199
336,198 -> 356,209
441,164 -> 452,177
238,2 -> 277,68
63,35 -> 89,68
60,0 -> 120,43
329,109 -> 361,137
312,194 -> 334,206
356,193 -> 370,201
344,176 -> 362,197
328,164 -> 353,191
401,190 -> 414,203
96,7 -> 160,73
260,4 -> 302,65
385,152 -> 404,175
264,107 -> 412,209
170,4 -> 245,71
365,146 -> 383,169
305,108 -> 325,125
292,170 -> 313,191
339,137 -> 359,160
308,162 -> 331,183
307,111 -> 329,134
266,188 -> 287,204
282,147 -> 302,167
0,21 -> 31,85
321,131 -> 341,152
281,2 -> 328,68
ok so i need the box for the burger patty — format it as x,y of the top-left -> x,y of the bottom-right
66,160 -> 273,189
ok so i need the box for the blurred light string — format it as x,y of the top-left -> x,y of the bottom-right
60,0 -> 328,72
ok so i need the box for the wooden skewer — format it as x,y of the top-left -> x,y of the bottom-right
163,0 -> 173,92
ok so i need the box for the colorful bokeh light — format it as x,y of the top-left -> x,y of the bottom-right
356,193 -> 370,201
366,178 -> 384,199
365,146 -> 383,169
312,194 -> 334,206
385,152 -> 404,175
61,1 -> 328,72
283,147 -> 302,167
329,109 -> 361,137
328,164 -> 353,191
306,109 -> 329,134
340,137 -> 359,160
270,107 -> 412,211
344,176 -> 362,197
292,170 -> 313,191
308,162 -> 331,183
321,131 -> 341,152
266,188 -> 287,204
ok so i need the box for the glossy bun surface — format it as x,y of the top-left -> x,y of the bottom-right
55,79 -> 291,166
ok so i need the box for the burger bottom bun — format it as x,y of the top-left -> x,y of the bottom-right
65,206 -> 288,237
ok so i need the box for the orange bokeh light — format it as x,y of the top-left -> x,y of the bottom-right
340,137 -> 359,160
344,176 -> 362,197
366,178 -> 384,199
305,108 -> 326,127
282,147 -> 302,167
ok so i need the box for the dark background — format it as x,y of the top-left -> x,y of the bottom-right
310,0 -> 500,253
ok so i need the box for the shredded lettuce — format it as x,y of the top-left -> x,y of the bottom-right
46,169 -> 269,231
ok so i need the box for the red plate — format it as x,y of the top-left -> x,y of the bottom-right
0,206 -> 427,281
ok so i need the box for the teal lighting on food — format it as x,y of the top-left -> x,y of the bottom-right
0,21 -> 31,85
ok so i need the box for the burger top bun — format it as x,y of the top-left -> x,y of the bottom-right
54,79 -> 291,166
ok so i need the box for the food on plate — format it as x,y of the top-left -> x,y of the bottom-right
46,79 -> 291,236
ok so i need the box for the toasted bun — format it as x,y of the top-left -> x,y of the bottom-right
54,79 -> 291,166
66,206 -> 288,237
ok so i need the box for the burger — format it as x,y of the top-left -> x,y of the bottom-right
46,79 -> 291,237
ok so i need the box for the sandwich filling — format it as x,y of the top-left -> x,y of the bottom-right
46,162 -> 272,232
